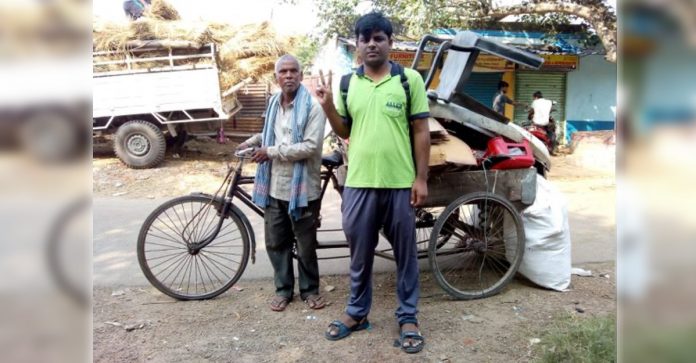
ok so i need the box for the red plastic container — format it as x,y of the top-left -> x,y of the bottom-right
483,136 -> 534,170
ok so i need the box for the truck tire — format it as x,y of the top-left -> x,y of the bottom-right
114,120 -> 166,169
20,111 -> 82,163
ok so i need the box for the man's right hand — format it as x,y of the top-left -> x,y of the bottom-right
313,70 -> 334,111
251,147 -> 270,163
313,69 -> 351,139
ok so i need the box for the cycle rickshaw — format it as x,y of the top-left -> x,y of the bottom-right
136,31 -> 548,301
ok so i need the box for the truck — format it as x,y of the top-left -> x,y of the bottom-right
92,43 -> 241,168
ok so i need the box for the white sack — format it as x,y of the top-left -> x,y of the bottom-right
517,175 -> 572,291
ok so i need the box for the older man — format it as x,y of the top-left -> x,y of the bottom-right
238,55 -> 327,311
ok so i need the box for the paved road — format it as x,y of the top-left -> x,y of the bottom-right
94,178 -> 616,287
93,190 -> 405,287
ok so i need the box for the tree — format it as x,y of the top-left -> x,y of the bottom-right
481,1 -> 616,62
306,0 -> 617,62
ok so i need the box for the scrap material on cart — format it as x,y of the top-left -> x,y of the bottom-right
427,118 -> 477,168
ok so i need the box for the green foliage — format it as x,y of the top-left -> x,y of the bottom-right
292,34 -> 322,72
535,314 -> 616,363
296,0 -> 613,43
317,0 -> 361,39
312,0 -> 490,40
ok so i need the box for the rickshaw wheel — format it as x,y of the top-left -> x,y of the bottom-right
428,192 -> 525,300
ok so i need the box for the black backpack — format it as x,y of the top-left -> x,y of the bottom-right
339,63 -> 412,127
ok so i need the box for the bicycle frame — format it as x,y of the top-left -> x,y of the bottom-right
188,149 -> 347,254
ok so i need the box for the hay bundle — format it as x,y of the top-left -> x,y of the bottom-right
93,18 -> 296,103
218,22 -> 287,66
144,0 -> 181,21
93,19 -> 235,52
234,55 -> 278,82
219,36 -> 285,63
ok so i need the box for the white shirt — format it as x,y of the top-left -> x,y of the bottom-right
531,98 -> 553,126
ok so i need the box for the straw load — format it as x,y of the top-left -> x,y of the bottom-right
144,0 -> 181,21
93,2 -> 297,107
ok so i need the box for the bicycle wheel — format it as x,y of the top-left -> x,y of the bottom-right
428,192 -> 525,300
137,195 -> 250,300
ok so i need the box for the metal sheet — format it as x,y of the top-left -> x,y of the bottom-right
423,168 -> 537,209
93,68 -> 223,118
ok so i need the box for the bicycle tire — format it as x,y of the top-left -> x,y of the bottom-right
137,195 -> 250,300
428,192 -> 525,300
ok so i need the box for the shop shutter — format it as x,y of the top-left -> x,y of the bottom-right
462,72 -> 504,108
513,71 -> 566,125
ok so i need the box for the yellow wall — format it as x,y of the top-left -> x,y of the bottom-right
429,67 -> 442,89
502,71 -> 515,119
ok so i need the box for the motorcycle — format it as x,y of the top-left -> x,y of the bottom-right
524,103 -> 557,155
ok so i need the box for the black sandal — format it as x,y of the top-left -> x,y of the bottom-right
397,319 -> 425,354
325,315 -> 370,341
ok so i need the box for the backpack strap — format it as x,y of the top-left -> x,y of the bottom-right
392,63 -> 417,166
396,63 -> 412,120
339,73 -> 353,128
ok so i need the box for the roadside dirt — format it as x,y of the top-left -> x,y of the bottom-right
93,136 -> 247,199
94,262 -> 615,363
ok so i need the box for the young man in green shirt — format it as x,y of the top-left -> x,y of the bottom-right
313,12 -> 430,354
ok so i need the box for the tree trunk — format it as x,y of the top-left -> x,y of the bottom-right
486,2 -> 617,63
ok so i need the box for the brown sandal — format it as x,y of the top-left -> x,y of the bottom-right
270,296 -> 291,312
303,294 -> 326,310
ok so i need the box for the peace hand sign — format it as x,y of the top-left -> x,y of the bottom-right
313,69 -> 333,109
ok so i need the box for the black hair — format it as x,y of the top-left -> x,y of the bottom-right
533,91 -> 543,98
498,81 -> 509,90
355,12 -> 393,40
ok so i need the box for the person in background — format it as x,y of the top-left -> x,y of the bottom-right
529,90 -> 557,155
123,0 -> 151,20
492,80 -> 524,117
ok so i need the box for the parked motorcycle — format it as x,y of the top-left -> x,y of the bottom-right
525,104 -> 557,155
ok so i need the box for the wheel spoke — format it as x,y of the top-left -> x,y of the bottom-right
199,254 -> 224,288
161,210 -> 185,240
200,251 -> 237,272
200,252 -> 232,280
144,240 -> 186,250
203,250 -> 240,266
149,250 -> 187,271
163,254 -> 190,287
149,223 -> 186,247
